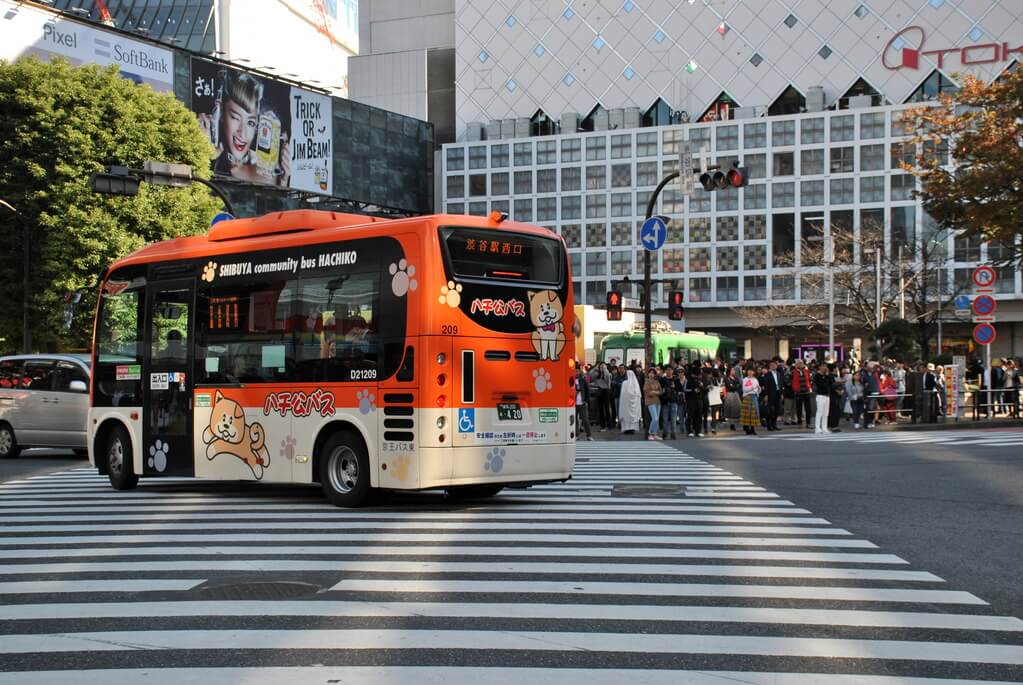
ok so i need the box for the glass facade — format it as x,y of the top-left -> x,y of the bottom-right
51,0 -> 217,52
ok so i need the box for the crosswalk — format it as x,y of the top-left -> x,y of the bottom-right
1,442 -> 1022,683
718,428 -> 1023,447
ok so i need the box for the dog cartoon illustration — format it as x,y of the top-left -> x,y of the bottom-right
528,289 -> 566,361
202,391 -> 270,479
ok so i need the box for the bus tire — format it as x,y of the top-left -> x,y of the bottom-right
319,430 -> 371,508
105,425 -> 139,491
446,484 -> 504,500
0,423 -> 21,459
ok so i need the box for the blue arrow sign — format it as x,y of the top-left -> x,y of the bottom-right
641,216 -> 668,251
210,212 -> 235,226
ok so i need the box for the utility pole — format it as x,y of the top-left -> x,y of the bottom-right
642,172 -> 679,369
0,200 -> 30,353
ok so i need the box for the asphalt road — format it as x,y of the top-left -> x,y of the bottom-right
0,449 -> 86,482
677,428 -> 1023,620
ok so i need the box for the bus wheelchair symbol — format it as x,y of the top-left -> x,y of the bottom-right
458,408 -> 475,433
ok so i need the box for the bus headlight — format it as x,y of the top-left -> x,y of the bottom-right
436,416 -> 446,429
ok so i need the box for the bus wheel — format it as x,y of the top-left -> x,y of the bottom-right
319,431 -> 371,507
106,425 -> 139,491
0,424 -> 21,459
446,485 -> 504,500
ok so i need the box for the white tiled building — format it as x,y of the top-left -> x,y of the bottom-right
365,0 -> 1023,358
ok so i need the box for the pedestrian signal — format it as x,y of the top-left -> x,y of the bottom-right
668,290 -> 685,320
606,290 -> 623,321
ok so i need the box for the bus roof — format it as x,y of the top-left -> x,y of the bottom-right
104,210 -> 563,275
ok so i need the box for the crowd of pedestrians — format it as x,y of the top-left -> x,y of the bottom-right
574,355 -> 1022,441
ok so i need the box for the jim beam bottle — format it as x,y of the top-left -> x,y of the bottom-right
254,109 -> 281,177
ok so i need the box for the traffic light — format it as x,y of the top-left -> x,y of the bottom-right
606,290 -> 623,321
699,161 -> 749,192
668,290 -> 685,320
89,171 -> 140,196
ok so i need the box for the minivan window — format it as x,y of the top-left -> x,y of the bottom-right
21,360 -> 56,390
54,361 -> 88,392
0,360 -> 24,388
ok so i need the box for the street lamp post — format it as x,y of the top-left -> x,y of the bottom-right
642,171 -> 680,369
0,200 -> 30,353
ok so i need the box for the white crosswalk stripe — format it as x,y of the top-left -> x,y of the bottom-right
715,428 -> 1023,448
1,442 -> 1021,684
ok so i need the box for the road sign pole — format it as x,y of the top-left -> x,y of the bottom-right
642,172 -> 680,369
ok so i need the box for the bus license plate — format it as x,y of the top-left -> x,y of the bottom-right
497,403 -> 523,421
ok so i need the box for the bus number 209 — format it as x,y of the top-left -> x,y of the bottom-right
441,325 -> 458,335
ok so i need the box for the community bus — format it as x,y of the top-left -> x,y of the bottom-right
599,330 -> 737,366
88,210 -> 576,507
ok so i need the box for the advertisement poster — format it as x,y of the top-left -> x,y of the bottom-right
944,365 -> 961,419
0,0 -> 173,91
190,58 -> 332,194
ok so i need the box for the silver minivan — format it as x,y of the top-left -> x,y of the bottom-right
0,354 -> 91,458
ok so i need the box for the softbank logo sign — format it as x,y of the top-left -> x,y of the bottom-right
883,26 -> 1023,71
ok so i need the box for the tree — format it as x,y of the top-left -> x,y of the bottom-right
903,66 -> 1023,266
0,57 -> 220,352
871,318 -> 920,362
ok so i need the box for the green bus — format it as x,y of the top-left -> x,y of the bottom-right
598,331 -> 737,366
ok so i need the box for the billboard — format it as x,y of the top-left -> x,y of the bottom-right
0,0 -> 173,91
190,58 -> 333,194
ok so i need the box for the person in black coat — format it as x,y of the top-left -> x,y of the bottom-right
684,368 -> 706,437
759,360 -> 784,431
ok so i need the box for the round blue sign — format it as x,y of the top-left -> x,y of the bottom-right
953,294 -> 971,310
973,323 -> 996,346
210,212 -> 235,226
641,216 -> 668,251
971,295 -> 996,316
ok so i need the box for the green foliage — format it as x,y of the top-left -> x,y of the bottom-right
0,57 -> 220,352
871,318 -> 920,362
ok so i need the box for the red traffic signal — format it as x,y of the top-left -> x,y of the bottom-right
606,290 -> 623,321
726,163 -> 749,188
668,290 -> 685,320
699,161 -> 749,191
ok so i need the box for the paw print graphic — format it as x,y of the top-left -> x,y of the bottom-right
280,435 -> 296,461
148,440 -> 169,472
485,447 -> 506,473
391,455 -> 411,481
201,261 -> 217,282
388,259 -> 418,297
532,367 -> 552,393
356,389 -> 376,414
438,281 -> 463,308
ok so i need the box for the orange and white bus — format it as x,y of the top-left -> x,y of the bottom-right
89,209 -> 576,506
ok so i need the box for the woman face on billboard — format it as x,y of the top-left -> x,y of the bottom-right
223,97 -> 257,159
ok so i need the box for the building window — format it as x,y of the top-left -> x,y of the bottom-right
954,234 -> 981,262
717,246 -> 739,272
690,248 -> 711,272
744,275 -> 767,300
860,112 -> 885,139
690,217 -> 711,242
800,148 -> 824,175
636,132 -> 658,157
469,174 -> 487,196
537,168 -> 556,193
744,123 -> 766,148
446,147 -> 465,171
745,214 -> 767,240
744,184 -> 766,210
667,219 -> 684,244
561,167 -> 581,192
643,98 -> 673,127
585,165 -> 606,190
513,198 -> 533,222
586,223 -> 606,247
610,192 -> 632,217
561,138 -> 581,162
662,248 -> 684,273
717,188 -> 739,212
586,253 -> 607,276
585,194 -> 606,218
891,206 -> 916,254
662,128 -> 683,156
689,277 -> 712,302
491,144 -> 509,168
860,176 -> 885,203
772,120 -> 795,146
561,196 -> 581,220
661,189 -> 684,215
717,125 -> 738,151
468,202 -> 487,216
744,153 -> 766,178
891,142 -> 915,170
772,213 -> 795,267
773,152 -> 794,176
830,115 -> 854,142
717,215 -> 739,241
830,146 -> 855,173
801,180 -> 824,206
772,182 -> 795,208
514,171 -> 532,194
469,145 -> 487,169
611,250 -> 632,275
906,69 -> 959,103
891,174 -> 915,201
922,138 -> 950,166
611,222 -> 632,246
636,161 -> 658,186
489,172 -> 509,196
536,140 -> 557,164
768,86 -> 805,116
514,142 -> 532,166
801,118 -> 824,144
861,144 -> 885,171
586,136 -> 607,161
830,178 -> 854,204
691,193 -> 711,213
689,128 -> 711,152
611,134 -> 632,159
537,197 -> 557,222
446,203 -> 464,214
446,175 -> 464,199
716,276 -> 739,301
611,164 -> 632,188
562,224 -> 581,248
744,245 -> 767,271
772,274 -> 795,299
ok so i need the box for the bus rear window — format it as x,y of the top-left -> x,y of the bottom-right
440,227 -> 563,285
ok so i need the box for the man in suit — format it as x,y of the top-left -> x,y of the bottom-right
760,360 -> 783,431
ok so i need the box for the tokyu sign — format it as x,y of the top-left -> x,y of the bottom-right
883,26 -> 1023,71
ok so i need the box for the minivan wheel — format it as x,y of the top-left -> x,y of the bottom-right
318,431 -> 371,507
0,424 -> 20,459
106,425 -> 139,490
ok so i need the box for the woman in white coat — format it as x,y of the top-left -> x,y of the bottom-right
618,369 -> 643,434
